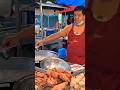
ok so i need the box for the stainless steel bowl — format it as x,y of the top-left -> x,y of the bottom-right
40,57 -> 71,71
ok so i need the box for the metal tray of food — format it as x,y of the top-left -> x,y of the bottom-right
40,57 -> 71,71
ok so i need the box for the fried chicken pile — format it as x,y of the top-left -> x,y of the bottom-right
35,68 -> 72,90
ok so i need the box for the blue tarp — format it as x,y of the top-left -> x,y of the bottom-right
55,0 -> 85,6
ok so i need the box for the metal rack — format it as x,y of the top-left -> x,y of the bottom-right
36,0 -> 67,49
36,0 -> 67,38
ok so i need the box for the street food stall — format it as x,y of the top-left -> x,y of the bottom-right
35,0 -> 85,90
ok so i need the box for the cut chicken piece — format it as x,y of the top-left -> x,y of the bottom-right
51,82 -> 68,90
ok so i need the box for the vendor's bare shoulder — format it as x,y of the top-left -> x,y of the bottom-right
67,24 -> 73,33
61,24 -> 73,37
58,24 -> 72,37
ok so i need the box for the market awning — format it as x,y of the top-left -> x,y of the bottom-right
55,0 -> 85,6
58,6 -> 77,13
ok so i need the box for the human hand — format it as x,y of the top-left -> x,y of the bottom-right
35,40 -> 44,49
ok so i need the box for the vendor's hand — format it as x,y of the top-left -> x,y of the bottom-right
0,35 -> 19,49
35,40 -> 44,49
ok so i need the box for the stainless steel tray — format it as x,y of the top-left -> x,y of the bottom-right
40,57 -> 71,71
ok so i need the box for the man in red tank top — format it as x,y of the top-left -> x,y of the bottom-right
66,6 -> 85,65
36,6 -> 85,65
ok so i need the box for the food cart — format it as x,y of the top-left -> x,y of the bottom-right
35,0 -> 85,90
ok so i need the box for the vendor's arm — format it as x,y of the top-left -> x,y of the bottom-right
35,25 -> 71,48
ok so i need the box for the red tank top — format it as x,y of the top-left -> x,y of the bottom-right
67,25 -> 85,65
